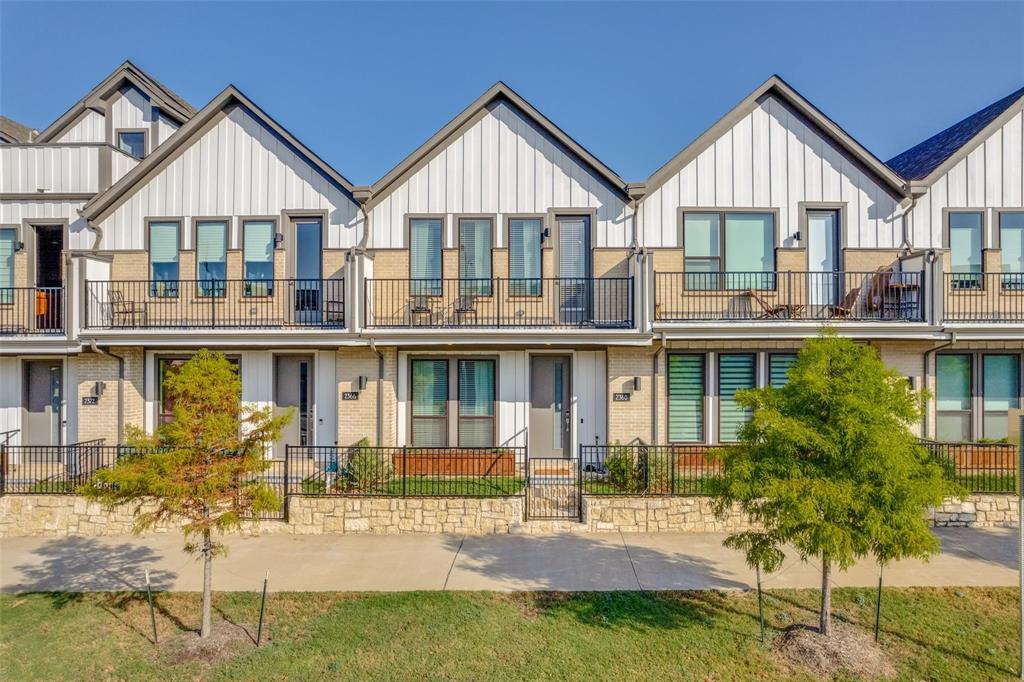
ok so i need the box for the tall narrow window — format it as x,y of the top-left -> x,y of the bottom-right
0,227 -> 15,304
936,354 -> 972,441
458,359 -> 495,447
725,213 -> 775,289
149,220 -> 180,297
509,218 -> 542,296
409,218 -> 442,296
410,359 -> 448,447
459,218 -> 492,296
718,353 -> 755,441
949,212 -> 983,288
769,353 -> 798,388
243,220 -> 275,296
1000,211 -> 1024,288
668,354 -> 704,442
196,220 -> 227,297
683,213 -> 721,290
983,355 -> 1019,440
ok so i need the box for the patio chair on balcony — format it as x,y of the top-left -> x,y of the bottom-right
827,284 -> 863,319
409,294 -> 434,325
452,294 -> 478,325
110,290 -> 147,327
746,289 -> 803,319
324,292 -> 345,326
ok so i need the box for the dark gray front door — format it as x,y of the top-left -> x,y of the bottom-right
23,360 -> 62,450
529,355 -> 571,458
274,355 -> 313,459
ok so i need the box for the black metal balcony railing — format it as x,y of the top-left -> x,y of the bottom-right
0,287 -> 64,335
943,272 -> 1024,323
365,277 -> 633,329
654,270 -> 924,322
85,279 -> 344,329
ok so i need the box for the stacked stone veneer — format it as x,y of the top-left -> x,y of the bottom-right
0,494 -> 1016,538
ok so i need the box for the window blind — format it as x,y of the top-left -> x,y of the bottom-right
936,354 -> 972,441
410,218 -> 442,296
459,219 -> 492,295
411,359 -> 448,447
509,218 -> 541,295
769,354 -> 797,388
0,228 -> 14,291
718,354 -> 755,441
149,222 -> 179,264
667,354 -> 704,442
458,359 -> 495,447
983,355 -> 1019,439
244,221 -> 274,264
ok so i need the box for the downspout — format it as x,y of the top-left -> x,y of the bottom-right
369,338 -> 384,447
898,189 -> 917,254
89,340 -> 124,444
651,332 -> 666,445
922,330 -> 956,439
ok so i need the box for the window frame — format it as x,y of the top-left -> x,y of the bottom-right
192,218 -> 230,298
115,128 -> 148,159
155,353 -> 241,426
767,352 -> 799,389
717,352 -> 758,443
145,217 -> 183,298
935,351 -> 1023,442
981,353 -> 1022,441
678,208 -> 779,291
405,214 -> 445,297
504,214 -> 546,297
241,216 -> 279,297
995,209 -> 1024,287
666,352 -> 707,444
943,208 -> 987,289
0,225 -> 17,303
456,358 -> 497,448
409,357 -> 451,448
408,356 -> 500,448
455,214 -> 496,297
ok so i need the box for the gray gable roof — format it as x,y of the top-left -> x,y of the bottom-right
0,115 -> 37,143
887,85 -> 1024,182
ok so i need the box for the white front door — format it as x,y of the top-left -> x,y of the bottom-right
806,210 -> 840,309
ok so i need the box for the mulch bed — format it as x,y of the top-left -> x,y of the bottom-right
773,622 -> 895,679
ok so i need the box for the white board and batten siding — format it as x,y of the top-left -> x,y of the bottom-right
95,105 -> 363,250
369,101 -> 630,249
56,109 -> 105,144
395,350 -> 608,454
0,145 -> 101,194
907,103 -> 1024,249
0,199 -> 94,250
638,95 -> 902,249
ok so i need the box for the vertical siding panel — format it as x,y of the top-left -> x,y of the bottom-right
463,118 -> 481,213
803,121 -> 823,203
946,158 -> 968,208
696,146 -> 716,206
966,144 -> 985,207
751,102 -> 772,208
985,129 -> 1002,208
733,112 -> 753,206
714,131 -> 733,207
785,106 -> 805,224
1003,111 -> 1023,207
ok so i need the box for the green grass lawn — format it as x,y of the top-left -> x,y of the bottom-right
583,477 -> 714,495
300,476 -> 525,497
0,588 -> 1016,681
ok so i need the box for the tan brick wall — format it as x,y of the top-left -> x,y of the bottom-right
843,249 -> 900,272
593,249 -> 629,278
370,251 -> 409,279
607,345 -> 661,444
75,348 -> 144,443
337,346 -> 397,447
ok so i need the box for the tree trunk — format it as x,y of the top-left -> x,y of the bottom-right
820,554 -> 832,636
201,529 -> 213,638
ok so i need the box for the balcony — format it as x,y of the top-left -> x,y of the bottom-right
654,270 -> 924,323
364,277 -> 633,329
85,279 -> 344,330
943,272 -> 1024,323
0,287 -> 64,335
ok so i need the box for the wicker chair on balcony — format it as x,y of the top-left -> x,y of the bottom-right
110,290 -> 147,327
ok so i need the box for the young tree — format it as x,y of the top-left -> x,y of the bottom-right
708,330 -> 958,636
83,349 -> 291,638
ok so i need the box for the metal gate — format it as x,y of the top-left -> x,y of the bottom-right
525,455 -> 581,520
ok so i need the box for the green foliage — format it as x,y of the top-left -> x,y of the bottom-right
707,330 -> 961,628
344,437 -> 392,492
604,442 -> 641,492
645,447 -> 674,492
83,349 -> 291,548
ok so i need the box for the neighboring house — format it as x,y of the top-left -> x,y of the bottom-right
1,63 -> 1021,463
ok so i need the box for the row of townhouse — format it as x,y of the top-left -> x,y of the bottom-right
1,61 -> 1022,466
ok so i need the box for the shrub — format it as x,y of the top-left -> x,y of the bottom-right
605,443 -> 641,493
645,447 -> 674,493
345,437 -> 392,492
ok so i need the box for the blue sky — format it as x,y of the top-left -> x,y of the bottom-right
2,1 -> 1022,184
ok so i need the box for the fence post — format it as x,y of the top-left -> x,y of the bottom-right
283,449 -> 290,523
401,448 -> 407,497
671,447 -> 676,496
0,444 -> 6,496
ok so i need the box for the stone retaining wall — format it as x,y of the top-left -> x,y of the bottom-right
0,493 -> 1016,538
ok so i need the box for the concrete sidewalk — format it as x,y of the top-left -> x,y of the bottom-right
0,528 -> 1016,593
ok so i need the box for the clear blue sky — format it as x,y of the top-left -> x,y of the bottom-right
2,1 -> 1022,184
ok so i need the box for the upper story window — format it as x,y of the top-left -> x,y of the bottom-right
409,218 -> 442,296
683,211 -> 775,290
243,220 -> 275,296
458,218 -> 492,296
508,218 -> 542,296
0,227 -> 15,303
196,220 -> 227,297
999,211 -> 1024,286
948,211 -> 983,288
148,220 -> 180,297
117,130 -> 147,159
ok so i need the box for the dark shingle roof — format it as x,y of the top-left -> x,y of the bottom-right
887,86 -> 1024,181
0,115 -> 37,143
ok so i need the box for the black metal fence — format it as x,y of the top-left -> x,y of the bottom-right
0,440 -> 113,494
525,457 -> 580,520
655,270 -> 923,322
943,273 -> 1024,322
919,439 -> 1018,493
0,286 -> 64,335
580,444 -> 723,495
85,279 -> 345,329
365,277 -> 633,329
286,445 -> 526,497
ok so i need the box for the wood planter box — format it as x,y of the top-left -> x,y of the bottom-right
392,450 -> 517,476
946,443 -> 1016,471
